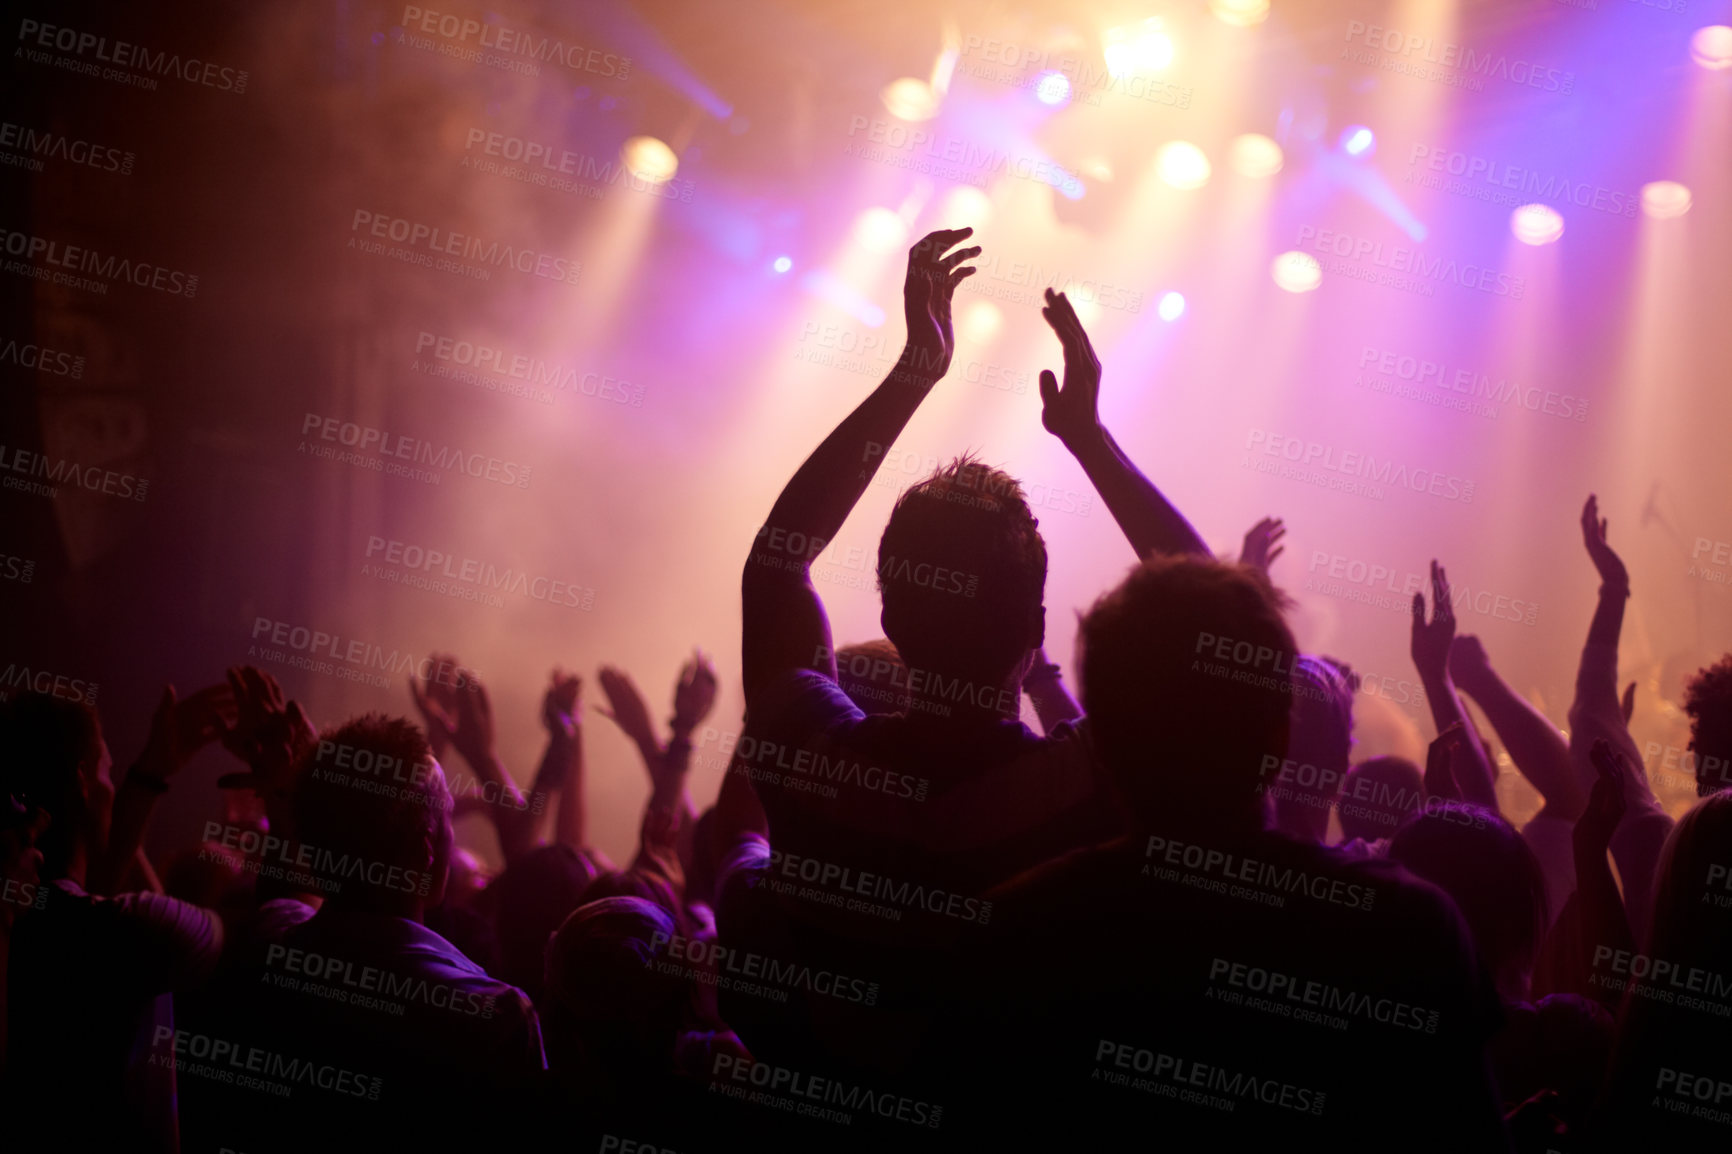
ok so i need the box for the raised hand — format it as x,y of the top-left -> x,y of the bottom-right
670,650 -> 718,736
1581,494 -> 1629,590
1576,739 -> 1630,858
446,667 -> 496,770
542,668 -> 582,741
597,666 -> 659,753
1037,288 -> 1103,448
1448,635 -> 1495,696
1239,516 -> 1287,574
138,683 -> 237,781
901,227 -> 979,381
1410,560 -> 1457,683
218,665 -> 316,814
408,651 -> 462,758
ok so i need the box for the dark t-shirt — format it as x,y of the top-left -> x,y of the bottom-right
4,880 -> 222,1151
919,831 -> 1511,1152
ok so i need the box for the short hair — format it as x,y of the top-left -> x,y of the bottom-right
1646,792 -> 1732,965
486,843 -> 601,1004
1683,655 -> 1732,797
544,896 -> 687,1055
1388,803 -> 1548,987
1337,756 -> 1426,841
878,455 -> 1046,678
291,714 -> 448,898
0,692 -> 102,880
1270,655 -> 1358,827
1078,555 -> 1296,826
834,638 -> 910,715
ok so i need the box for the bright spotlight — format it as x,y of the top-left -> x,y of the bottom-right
1510,203 -> 1564,246
1230,134 -> 1283,178
1210,0 -> 1270,26
1158,292 -> 1186,321
1271,252 -> 1322,293
961,300 -> 1003,344
1691,25 -> 1732,70
942,186 -> 994,229
853,208 -> 909,253
621,136 -> 678,184
1103,19 -> 1174,79
1035,71 -> 1071,105
1341,126 -> 1376,157
1079,156 -> 1114,182
881,77 -> 939,121
1641,181 -> 1692,220
1156,141 -> 1211,190
772,256 -> 793,274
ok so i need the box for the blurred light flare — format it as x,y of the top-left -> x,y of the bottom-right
853,207 -> 910,253
881,77 -> 939,121
1036,72 -> 1071,106
1342,126 -> 1376,157
1158,292 -> 1186,321
1103,20 -> 1174,79
772,256 -> 793,274
1641,181 -> 1692,220
1691,26 -> 1732,70
961,300 -> 1003,344
1156,141 -> 1212,190
1210,0 -> 1270,26
1511,204 -> 1565,246
620,136 -> 678,184
1272,252 -> 1322,293
1230,134 -> 1283,178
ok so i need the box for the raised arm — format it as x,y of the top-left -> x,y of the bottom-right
92,683 -> 235,896
1410,562 -> 1498,811
742,228 -> 979,705
1568,494 -> 1671,939
1036,288 -> 1209,560
411,664 -> 533,864
1450,635 -> 1584,821
1239,516 -> 1287,574
528,669 -> 582,850
1022,647 -> 1082,734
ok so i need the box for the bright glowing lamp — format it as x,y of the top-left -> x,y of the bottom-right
1271,252 -> 1322,293
961,301 -> 1003,344
1036,71 -> 1071,105
853,208 -> 909,253
881,77 -> 939,121
1690,26 -> 1732,70
1510,204 -> 1564,245
1210,0 -> 1271,27
1103,20 -> 1174,78
1156,141 -> 1211,189
621,136 -> 678,184
1641,181 -> 1691,220
1158,292 -> 1186,321
1230,134 -> 1283,178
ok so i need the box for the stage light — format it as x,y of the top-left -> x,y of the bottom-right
1210,0 -> 1270,26
772,256 -> 793,274
1341,126 -> 1375,157
853,207 -> 909,253
1036,71 -> 1071,105
1271,252 -> 1322,293
621,136 -> 678,184
881,77 -> 939,121
1511,203 -> 1564,245
1156,141 -> 1211,189
961,300 -> 1003,344
1691,25 -> 1732,70
1103,19 -> 1174,79
1641,181 -> 1692,220
1230,134 -> 1283,178
1158,292 -> 1186,321
942,186 -> 993,229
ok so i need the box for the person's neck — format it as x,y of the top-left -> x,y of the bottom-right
897,661 -> 1022,726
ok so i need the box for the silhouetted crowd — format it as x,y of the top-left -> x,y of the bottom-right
3,232 -> 1730,1152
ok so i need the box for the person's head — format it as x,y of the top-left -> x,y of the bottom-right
0,691 -> 110,882
878,456 -> 1047,690
834,638 -> 911,715
543,896 -> 689,1074
1268,655 -> 1357,842
1078,556 -> 1295,832
486,843 -> 601,1004
1387,803 -> 1547,1002
1683,655 -> 1732,797
581,868 -> 683,923
1646,791 -> 1732,968
1336,756 -> 1425,842
290,714 -> 451,913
